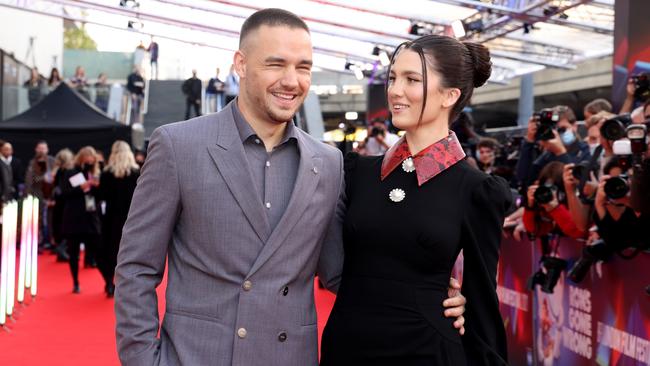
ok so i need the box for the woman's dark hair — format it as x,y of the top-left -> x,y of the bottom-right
385,35 -> 491,124
48,67 -> 61,86
538,161 -> 565,192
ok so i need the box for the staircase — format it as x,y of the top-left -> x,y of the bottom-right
143,80 -> 186,137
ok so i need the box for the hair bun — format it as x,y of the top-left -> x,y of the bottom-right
463,42 -> 492,87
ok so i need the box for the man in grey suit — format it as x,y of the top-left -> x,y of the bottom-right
115,8 -> 466,366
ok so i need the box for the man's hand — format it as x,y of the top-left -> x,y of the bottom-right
539,129 -> 567,156
563,163 -> 577,192
444,277 -> 466,335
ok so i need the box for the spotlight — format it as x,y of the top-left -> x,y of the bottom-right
127,20 -> 144,30
409,23 -> 421,36
465,18 -> 484,33
371,46 -> 380,56
523,23 -> 530,34
344,61 -> 353,70
528,256 -> 567,294
120,0 -> 140,8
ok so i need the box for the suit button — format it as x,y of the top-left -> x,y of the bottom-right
237,328 -> 247,339
242,280 -> 252,291
278,332 -> 287,342
282,286 -> 289,296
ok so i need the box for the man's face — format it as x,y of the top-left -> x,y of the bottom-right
35,143 -> 48,157
557,118 -> 575,133
587,125 -> 600,146
236,25 -> 312,124
1,144 -> 12,158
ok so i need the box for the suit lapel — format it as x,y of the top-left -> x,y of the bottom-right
206,106 -> 271,244
246,133 -> 322,277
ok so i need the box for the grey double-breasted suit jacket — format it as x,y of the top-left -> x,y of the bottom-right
115,102 -> 345,366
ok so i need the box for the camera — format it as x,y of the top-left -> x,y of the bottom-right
534,184 -> 557,205
627,124 -> 648,155
528,256 -> 567,293
369,126 -> 385,138
631,73 -> 650,102
571,161 -> 591,181
534,108 -> 560,141
567,240 -> 611,283
604,175 -> 629,200
600,114 -> 633,141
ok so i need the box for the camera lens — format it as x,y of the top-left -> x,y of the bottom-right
534,185 -> 555,205
601,119 -> 627,141
604,176 -> 629,200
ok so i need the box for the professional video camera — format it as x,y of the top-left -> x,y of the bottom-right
534,108 -> 560,141
631,73 -> 650,102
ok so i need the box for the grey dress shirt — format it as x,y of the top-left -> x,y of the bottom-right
231,101 -> 300,229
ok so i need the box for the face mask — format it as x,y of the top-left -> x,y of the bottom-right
561,130 -> 576,146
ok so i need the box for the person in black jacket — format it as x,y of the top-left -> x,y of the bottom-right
98,141 -> 140,298
126,66 -> 145,123
1,142 -> 24,199
61,146 -> 102,293
182,69 -> 202,120
51,148 -> 75,262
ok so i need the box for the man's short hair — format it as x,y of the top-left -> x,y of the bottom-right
553,105 -> 577,124
477,137 -> 499,151
239,8 -> 309,48
584,98 -> 612,116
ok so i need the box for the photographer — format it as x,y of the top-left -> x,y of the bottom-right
523,161 -> 586,240
364,119 -> 399,156
516,106 -> 591,188
620,73 -> 650,115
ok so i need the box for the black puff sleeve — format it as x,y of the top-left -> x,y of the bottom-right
461,175 -> 512,365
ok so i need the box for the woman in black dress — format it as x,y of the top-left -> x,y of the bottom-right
320,35 -> 512,365
61,146 -> 102,293
98,141 -> 140,297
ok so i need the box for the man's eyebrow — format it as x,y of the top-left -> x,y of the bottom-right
264,57 -> 312,66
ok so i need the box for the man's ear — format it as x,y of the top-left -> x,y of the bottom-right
233,50 -> 246,79
442,88 -> 461,109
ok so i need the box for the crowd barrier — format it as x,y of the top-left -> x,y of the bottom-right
496,232 -> 650,365
0,196 -> 40,331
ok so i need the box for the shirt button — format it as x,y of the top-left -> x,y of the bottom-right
265,161 -> 271,167
237,328 -> 247,339
242,280 -> 252,291
278,331 -> 288,342
265,202 -> 271,209
282,286 -> 289,296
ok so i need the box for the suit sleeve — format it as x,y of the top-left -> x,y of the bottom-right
461,176 -> 512,366
316,151 -> 346,293
114,127 -> 181,366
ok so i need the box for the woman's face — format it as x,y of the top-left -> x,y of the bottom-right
387,49 -> 456,131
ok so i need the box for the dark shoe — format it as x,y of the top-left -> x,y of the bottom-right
72,284 -> 80,294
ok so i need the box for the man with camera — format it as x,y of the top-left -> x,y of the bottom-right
516,105 -> 591,188
364,119 -> 400,156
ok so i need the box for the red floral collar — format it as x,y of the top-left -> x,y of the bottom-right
381,132 -> 466,186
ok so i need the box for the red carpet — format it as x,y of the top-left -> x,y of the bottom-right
0,251 -> 336,365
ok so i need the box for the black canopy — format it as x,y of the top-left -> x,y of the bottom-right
0,83 -> 131,161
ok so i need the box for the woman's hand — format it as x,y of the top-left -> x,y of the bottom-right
527,184 -> 538,208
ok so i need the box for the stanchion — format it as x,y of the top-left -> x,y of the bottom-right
17,196 -> 30,305
6,201 -> 17,320
30,196 -> 39,299
0,202 -> 10,332
23,196 -> 33,299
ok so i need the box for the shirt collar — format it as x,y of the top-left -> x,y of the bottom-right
231,97 -> 298,146
380,131 -> 466,186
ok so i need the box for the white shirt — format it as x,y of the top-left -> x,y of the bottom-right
365,133 -> 400,156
